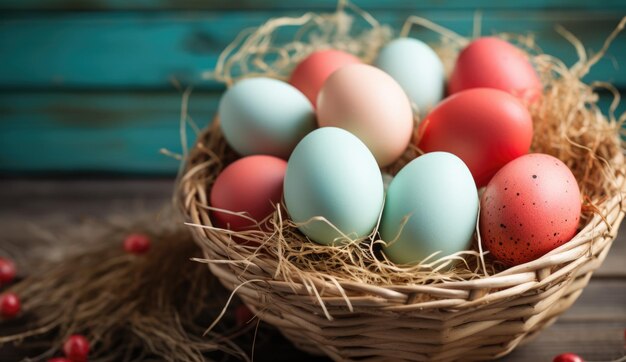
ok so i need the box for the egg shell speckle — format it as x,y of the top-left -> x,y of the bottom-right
480,153 -> 581,266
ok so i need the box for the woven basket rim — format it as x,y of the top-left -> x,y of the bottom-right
177,118 -> 626,298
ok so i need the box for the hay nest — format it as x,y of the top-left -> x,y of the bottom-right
178,4 -> 626,360
182,4 -> 626,291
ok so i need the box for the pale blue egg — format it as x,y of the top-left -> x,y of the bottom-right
381,152 -> 478,265
284,127 -> 384,245
218,77 -> 316,159
375,37 -> 445,115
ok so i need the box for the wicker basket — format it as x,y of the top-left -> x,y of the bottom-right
179,120 -> 625,361
177,8 -> 626,360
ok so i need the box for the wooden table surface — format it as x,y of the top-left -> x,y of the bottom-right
1,179 -> 625,361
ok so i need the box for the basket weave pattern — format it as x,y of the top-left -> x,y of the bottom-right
179,121 -> 625,361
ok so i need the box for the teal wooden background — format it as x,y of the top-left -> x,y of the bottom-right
0,1 -> 625,174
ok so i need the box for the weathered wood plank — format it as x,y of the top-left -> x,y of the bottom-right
0,179 -> 174,219
600,230 -> 626,278
558,280 -> 626,321
0,91 -> 215,174
1,91 -> 624,174
0,11 -> 624,90
503,322 -> 626,361
1,0 -> 626,11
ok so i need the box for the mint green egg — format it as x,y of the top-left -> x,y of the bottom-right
284,127 -> 384,245
219,77 -> 316,159
375,37 -> 444,115
381,152 -> 478,265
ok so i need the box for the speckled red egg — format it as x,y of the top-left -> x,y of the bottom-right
480,153 -> 581,266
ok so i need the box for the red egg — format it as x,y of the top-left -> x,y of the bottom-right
449,37 -> 542,103
480,154 -> 581,266
417,88 -> 533,187
289,49 -> 361,107
210,155 -> 287,231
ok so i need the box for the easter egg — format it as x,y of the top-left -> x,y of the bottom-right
375,37 -> 445,114
381,152 -> 479,265
417,88 -> 533,188
289,49 -> 362,107
480,153 -> 581,266
317,64 -> 414,167
284,127 -> 384,245
449,37 -> 542,103
210,155 -> 287,231
218,77 -> 316,158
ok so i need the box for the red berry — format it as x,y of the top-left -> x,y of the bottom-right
48,358 -> 71,362
123,233 -> 151,255
235,305 -> 254,326
0,257 -> 16,284
63,334 -> 90,362
553,353 -> 584,362
0,292 -> 21,318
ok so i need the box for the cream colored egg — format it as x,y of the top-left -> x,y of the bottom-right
316,64 -> 414,167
